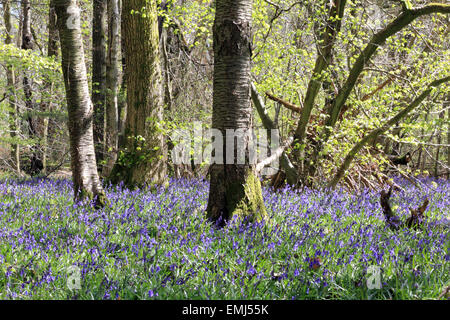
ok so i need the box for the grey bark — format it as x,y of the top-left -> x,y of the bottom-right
3,0 -> 20,173
21,0 -> 42,175
206,0 -> 267,226
103,0 -> 120,177
92,0 -> 107,171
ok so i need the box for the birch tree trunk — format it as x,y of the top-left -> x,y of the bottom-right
206,0 -> 267,226
2,0 -> 20,174
109,0 -> 167,188
55,0 -> 106,206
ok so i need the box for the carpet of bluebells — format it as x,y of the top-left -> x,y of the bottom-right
0,177 -> 449,300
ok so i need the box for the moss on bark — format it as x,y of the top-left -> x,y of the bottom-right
226,171 -> 267,222
77,188 -> 109,209
207,166 -> 268,226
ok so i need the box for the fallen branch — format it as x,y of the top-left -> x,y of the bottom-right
372,170 -> 384,185
359,170 -> 376,190
438,285 -> 450,300
390,152 -> 411,166
405,198 -> 429,229
376,171 -> 405,192
344,175 -> 356,191
270,170 -> 286,189
380,186 -> 431,230
387,163 -> 418,188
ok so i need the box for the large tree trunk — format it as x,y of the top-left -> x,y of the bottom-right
92,0 -> 107,172
103,0 -> 120,177
206,0 -> 267,226
55,0 -> 106,206
109,0 -> 167,188
3,0 -> 20,174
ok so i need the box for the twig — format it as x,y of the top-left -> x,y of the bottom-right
253,1 -> 304,59
0,93 -> 7,103
42,151 -> 70,179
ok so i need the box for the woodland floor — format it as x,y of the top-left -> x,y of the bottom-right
0,176 -> 448,299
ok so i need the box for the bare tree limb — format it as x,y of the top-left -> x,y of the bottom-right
265,91 -> 302,113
